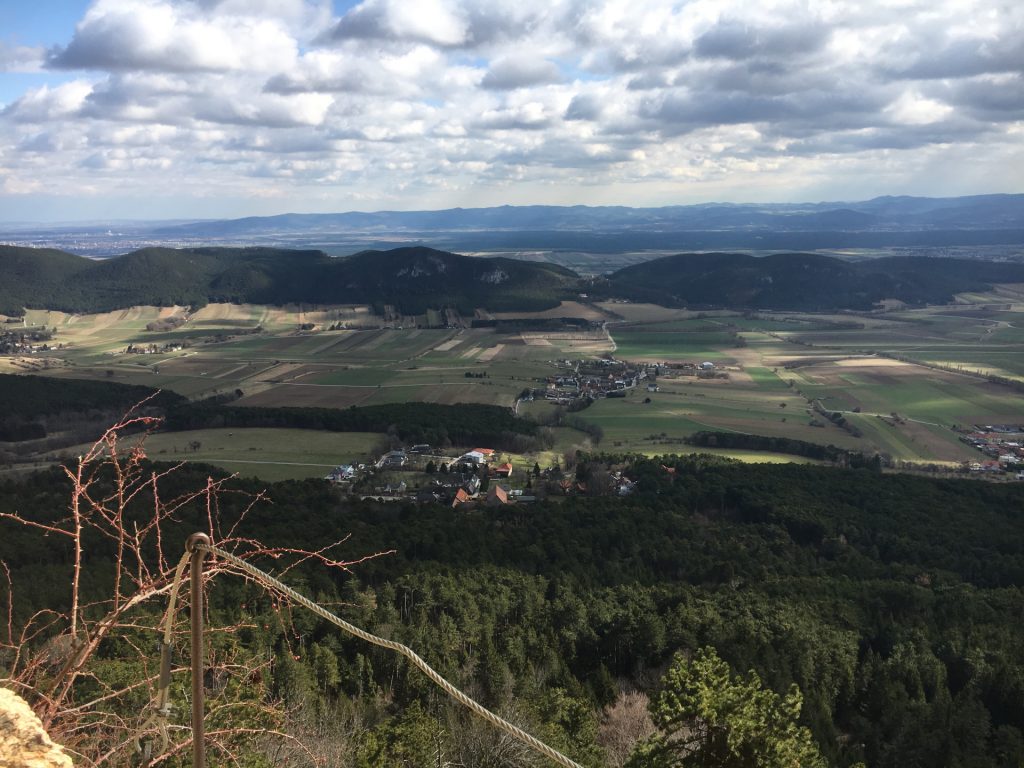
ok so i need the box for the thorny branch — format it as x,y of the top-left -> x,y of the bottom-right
0,402 -> 389,765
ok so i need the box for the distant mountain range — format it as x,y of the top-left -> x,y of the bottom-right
2,195 -> 1022,258
3,244 -> 1024,316
152,194 -> 1024,237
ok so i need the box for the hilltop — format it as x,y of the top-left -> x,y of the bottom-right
603,252 -> 1024,310
3,244 -> 1024,315
0,245 -> 578,315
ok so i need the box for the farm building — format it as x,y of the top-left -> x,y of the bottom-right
325,464 -> 357,482
378,450 -> 407,468
485,485 -> 510,507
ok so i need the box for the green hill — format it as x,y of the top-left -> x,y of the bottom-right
0,245 -> 578,315
4,244 -> 1023,315
605,252 -> 1024,310
0,246 -> 96,314
319,246 -> 579,312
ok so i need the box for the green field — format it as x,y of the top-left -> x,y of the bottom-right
50,428 -> 387,483
6,298 -> 1023,471
584,307 -> 1024,464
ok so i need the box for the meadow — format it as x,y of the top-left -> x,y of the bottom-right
4,291 -> 1023,472
48,428 -> 386,483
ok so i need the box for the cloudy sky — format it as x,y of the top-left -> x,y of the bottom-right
0,0 -> 1021,221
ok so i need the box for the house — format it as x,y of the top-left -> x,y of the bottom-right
463,475 -> 482,496
378,450 -> 407,469
458,451 -> 487,465
491,462 -> 513,478
472,448 -> 496,459
324,464 -> 356,482
451,488 -> 471,508
484,484 -> 510,506
416,488 -> 445,504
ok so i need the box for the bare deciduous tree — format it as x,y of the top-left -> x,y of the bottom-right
0,401 -> 389,766
598,689 -> 656,768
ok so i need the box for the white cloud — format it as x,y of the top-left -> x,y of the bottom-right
329,0 -> 468,46
0,42 -> 45,73
0,0 -> 1019,217
886,90 -> 955,125
482,56 -> 564,90
50,0 -> 299,73
3,81 -> 94,123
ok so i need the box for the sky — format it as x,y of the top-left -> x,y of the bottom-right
0,0 -> 1021,221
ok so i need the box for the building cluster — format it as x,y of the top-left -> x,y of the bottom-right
538,358 -> 728,405
539,358 -> 656,404
959,424 -> 1024,475
553,470 -> 637,497
124,342 -> 185,355
325,443 -> 527,505
0,328 -> 55,356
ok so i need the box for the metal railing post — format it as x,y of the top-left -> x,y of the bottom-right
186,533 -> 211,768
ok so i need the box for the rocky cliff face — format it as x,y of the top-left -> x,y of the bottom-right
0,688 -> 73,768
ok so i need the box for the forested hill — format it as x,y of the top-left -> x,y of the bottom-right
0,245 -> 578,315
604,252 -> 1024,310
4,243 -> 1024,314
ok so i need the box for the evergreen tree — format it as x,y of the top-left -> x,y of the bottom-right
627,647 -> 827,768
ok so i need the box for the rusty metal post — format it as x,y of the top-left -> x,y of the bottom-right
186,533 -> 211,768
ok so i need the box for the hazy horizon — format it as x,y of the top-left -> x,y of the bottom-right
4,191 -> 1024,228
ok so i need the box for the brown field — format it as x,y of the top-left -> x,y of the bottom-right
834,357 -> 912,368
477,344 -> 504,362
491,301 -> 611,321
596,302 -> 696,322
433,338 -> 463,352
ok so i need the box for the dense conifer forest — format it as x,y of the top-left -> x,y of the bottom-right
1,455 -> 1022,766
0,245 -> 578,315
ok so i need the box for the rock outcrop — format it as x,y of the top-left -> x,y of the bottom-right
0,688 -> 73,768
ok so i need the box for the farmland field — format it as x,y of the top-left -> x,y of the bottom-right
5,296 -> 1024,471
584,303 -> 1024,464
49,428 -> 387,483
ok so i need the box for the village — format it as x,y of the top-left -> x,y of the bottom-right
959,424 -> 1024,477
324,441 -> 639,507
534,356 -> 727,405
0,325 -> 56,356
314,354 -> 745,505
